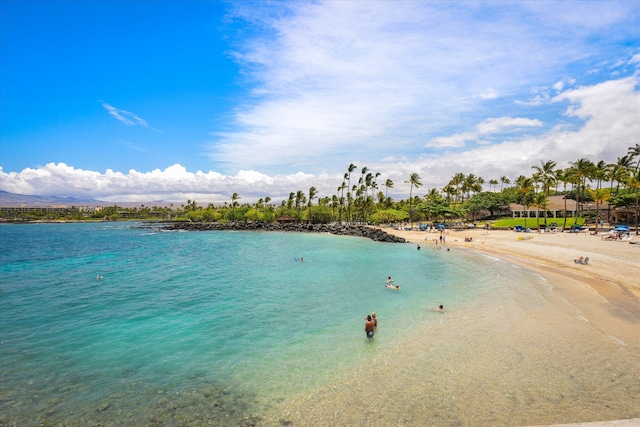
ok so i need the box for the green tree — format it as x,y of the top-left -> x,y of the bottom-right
405,173 -> 423,227
532,192 -> 549,228
515,176 -> 534,229
587,188 -> 610,234
569,158 -> 595,216
628,144 -> 640,234
532,160 -> 557,197
230,193 -> 240,222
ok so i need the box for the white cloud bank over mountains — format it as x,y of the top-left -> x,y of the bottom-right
2,74 -> 638,204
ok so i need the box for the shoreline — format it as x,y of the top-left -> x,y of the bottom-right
379,226 -> 640,305
261,227 -> 640,426
379,226 -> 640,350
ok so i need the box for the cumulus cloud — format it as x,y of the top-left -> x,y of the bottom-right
3,74 -> 637,203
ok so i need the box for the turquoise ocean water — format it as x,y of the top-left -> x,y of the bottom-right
1,222 -> 530,425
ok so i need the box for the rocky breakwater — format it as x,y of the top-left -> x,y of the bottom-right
159,222 -> 406,243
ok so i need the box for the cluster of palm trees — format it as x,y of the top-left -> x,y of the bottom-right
213,144 -> 640,233
510,145 -> 640,232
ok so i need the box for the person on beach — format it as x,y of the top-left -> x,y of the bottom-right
365,315 -> 375,338
417,244 -> 421,250
371,312 -> 378,329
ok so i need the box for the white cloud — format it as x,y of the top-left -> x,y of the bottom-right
100,101 -> 160,132
211,1 -> 634,173
426,116 -> 543,148
476,117 -> 543,134
4,75 -> 635,204
2,2 -> 639,204
552,77 -> 576,92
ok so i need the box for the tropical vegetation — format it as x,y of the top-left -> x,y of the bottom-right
2,144 -> 639,234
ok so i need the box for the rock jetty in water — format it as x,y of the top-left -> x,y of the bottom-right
154,222 -> 406,243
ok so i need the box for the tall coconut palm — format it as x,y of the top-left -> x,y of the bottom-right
569,158 -> 595,216
489,179 -> 499,192
515,176 -> 534,229
532,160 -> 557,197
500,176 -> 511,191
556,168 -> 574,229
532,192 -> 549,228
295,190 -> 306,221
384,178 -> 394,199
405,173 -> 423,228
628,144 -> 640,234
346,164 -> 357,223
450,173 -> 465,203
230,193 -> 241,222
307,186 -> 318,223
587,188 -> 610,234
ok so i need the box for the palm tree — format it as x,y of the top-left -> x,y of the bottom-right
532,192 -> 548,228
556,168 -> 574,229
384,178 -> 394,199
587,188 -> 610,234
405,173 -> 423,228
461,173 -> 482,203
569,158 -> 595,216
295,190 -> 306,221
286,192 -> 295,211
450,172 -> 465,203
230,193 -> 240,222
307,186 -> 318,223
532,160 -> 557,197
489,179 -> 499,192
628,144 -> 640,234
346,164 -> 357,223
515,176 -> 534,229
500,176 -> 511,191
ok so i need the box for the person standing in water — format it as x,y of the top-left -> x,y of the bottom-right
365,315 -> 375,339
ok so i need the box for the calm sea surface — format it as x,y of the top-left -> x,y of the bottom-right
2,222 -> 638,426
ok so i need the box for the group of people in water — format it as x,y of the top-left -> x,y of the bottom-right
385,276 -> 400,290
366,276 -> 444,339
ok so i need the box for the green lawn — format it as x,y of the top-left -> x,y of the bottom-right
489,217 -> 584,229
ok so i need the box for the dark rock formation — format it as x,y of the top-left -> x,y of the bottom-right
148,222 -> 406,243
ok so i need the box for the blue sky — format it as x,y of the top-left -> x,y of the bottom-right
1,0 -> 639,203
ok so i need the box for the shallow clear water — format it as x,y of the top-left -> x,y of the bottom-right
0,223 -> 480,425
2,223 -> 637,426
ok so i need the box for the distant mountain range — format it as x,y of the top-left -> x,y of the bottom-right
0,191 -> 173,208
0,191 -> 105,207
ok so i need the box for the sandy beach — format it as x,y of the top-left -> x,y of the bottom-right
262,226 -> 640,427
388,226 -> 640,306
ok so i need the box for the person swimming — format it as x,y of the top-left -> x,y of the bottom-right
427,304 -> 444,312
385,284 -> 399,290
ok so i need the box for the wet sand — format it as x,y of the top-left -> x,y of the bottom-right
260,227 -> 640,426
